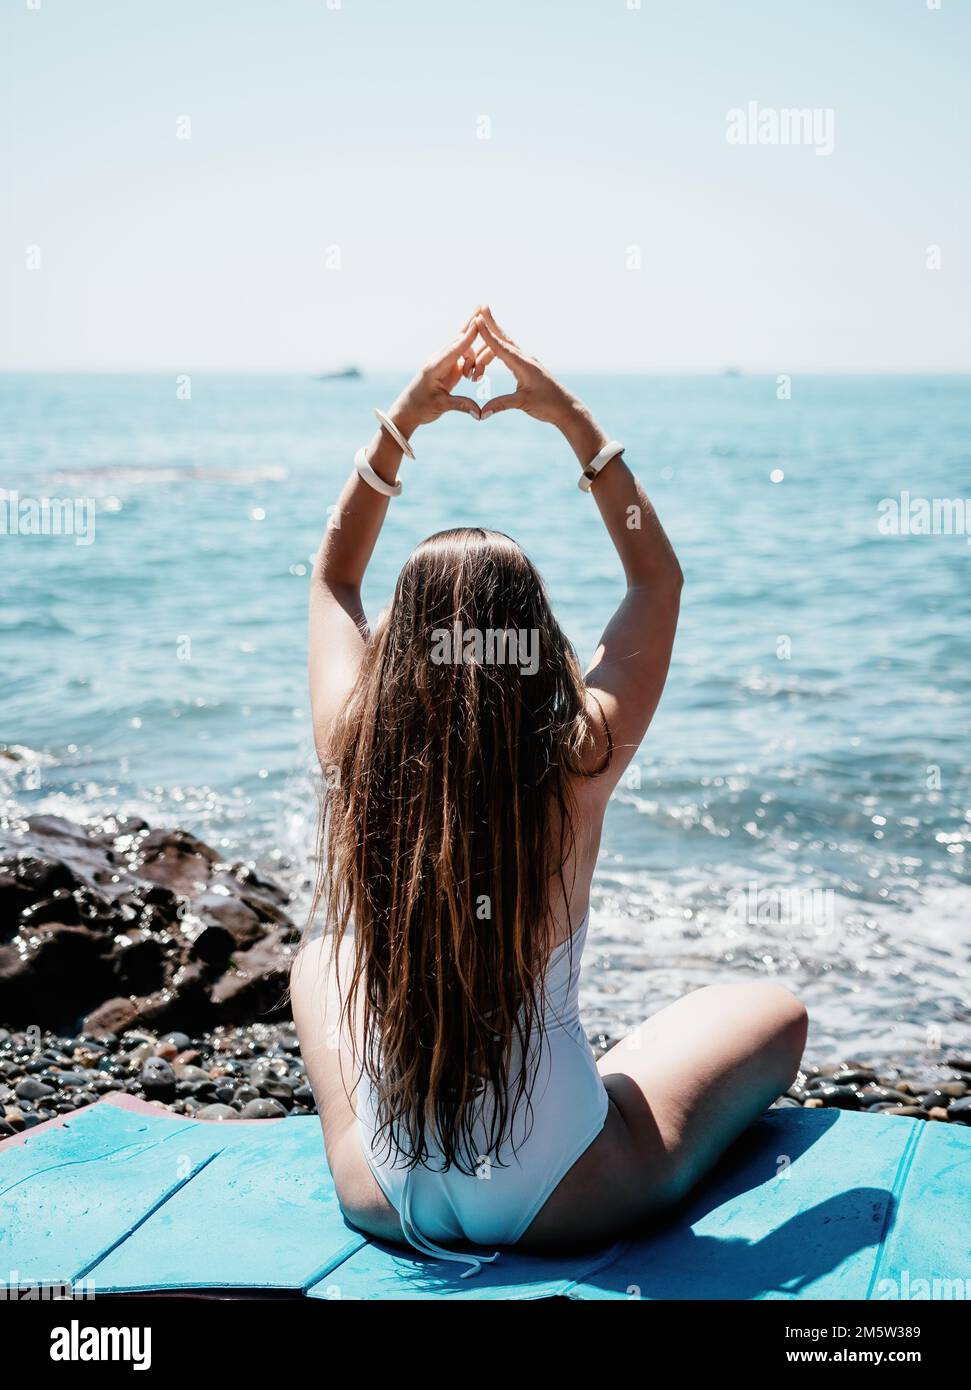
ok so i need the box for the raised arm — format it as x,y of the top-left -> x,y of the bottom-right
475,308 -> 683,788
309,319 -> 482,762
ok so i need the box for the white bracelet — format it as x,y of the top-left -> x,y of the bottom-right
354,445 -> 402,498
578,440 -> 624,492
374,408 -> 416,459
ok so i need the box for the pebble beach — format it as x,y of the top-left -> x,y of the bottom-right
4,1022 -> 971,1142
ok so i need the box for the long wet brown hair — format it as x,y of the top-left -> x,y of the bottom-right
312,527 -> 608,1173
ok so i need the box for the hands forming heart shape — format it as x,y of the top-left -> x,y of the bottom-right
389,305 -> 575,434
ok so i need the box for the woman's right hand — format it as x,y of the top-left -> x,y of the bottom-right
475,307 -> 608,462
473,308 -> 576,426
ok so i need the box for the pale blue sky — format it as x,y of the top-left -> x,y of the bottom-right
2,0 -> 968,372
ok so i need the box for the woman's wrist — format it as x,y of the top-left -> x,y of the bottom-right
387,393 -> 423,440
552,397 -> 608,466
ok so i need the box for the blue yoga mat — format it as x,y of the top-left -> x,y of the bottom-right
2,1098 -> 968,1300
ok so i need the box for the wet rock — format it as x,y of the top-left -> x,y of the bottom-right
0,815 -> 300,1032
15,1077 -> 55,1101
920,1090 -> 954,1111
831,1067 -> 878,1086
135,828 -> 217,896
113,932 -> 168,995
857,1086 -> 913,1107
0,924 -> 114,1025
193,896 -> 264,949
173,1064 -> 211,1083
82,998 -> 141,1038
948,1096 -> 971,1124
195,1103 -> 238,1122
210,930 -> 291,1023
262,1080 -> 294,1107
238,1098 -> 287,1120
139,1057 -> 176,1102
189,924 -> 236,966
813,1084 -> 861,1111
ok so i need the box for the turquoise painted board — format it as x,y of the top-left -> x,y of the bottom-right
569,1110 -> 920,1301
88,1117 -> 365,1292
867,1122 -> 971,1301
3,1099 -> 969,1300
0,1106 -> 228,1286
305,1237 -> 625,1302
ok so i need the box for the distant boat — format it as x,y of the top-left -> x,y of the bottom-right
722,366 -> 743,377
315,366 -> 363,381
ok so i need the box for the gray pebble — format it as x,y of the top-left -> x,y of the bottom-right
195,1103 -> 239,1122
239,1098 -> 287,1120
15,1077 -> 55,1101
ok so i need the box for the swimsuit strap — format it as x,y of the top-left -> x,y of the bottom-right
399,1168 -> 500,1280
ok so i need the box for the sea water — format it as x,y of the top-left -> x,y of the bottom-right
1,371 -> 968,1065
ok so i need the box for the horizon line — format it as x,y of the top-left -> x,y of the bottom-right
2,367 -> 970,378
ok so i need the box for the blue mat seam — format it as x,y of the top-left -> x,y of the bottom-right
300,1236 -> 371,1292
77,1146 -> 227,1282
863,1120 -> 924,1301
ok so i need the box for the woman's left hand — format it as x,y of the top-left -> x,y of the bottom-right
387,318 -> 485,434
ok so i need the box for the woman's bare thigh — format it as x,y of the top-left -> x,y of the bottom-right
518,982 -> 808,1250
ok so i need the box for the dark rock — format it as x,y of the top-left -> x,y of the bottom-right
263,1080 -> 294,1107
947,1096 -> 971,1124
814,1084 -> 861,1111
173,1064 -> 211,1083
210,930 -> 292,1023
0,924 -> 114,1026
20,891 -> 82,927
0,869 -> 35,934
238,1098 -> 287,1120
82,997 -> 141,1038
189,923 -> 236,966
831,1068 -> 878,1086
8,854 -> 80,898
15,1077 -> 55,1101
920,1090 -> 953,1111
857,1086 -> 913,1107
193,895 -> 264,948
112,932 -> 167,994
195,1103 -> 238,1122
139,1057 -> 176,1102
135,829 -> 217,896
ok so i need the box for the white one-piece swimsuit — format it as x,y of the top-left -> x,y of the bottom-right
357,911 -> 609,1277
